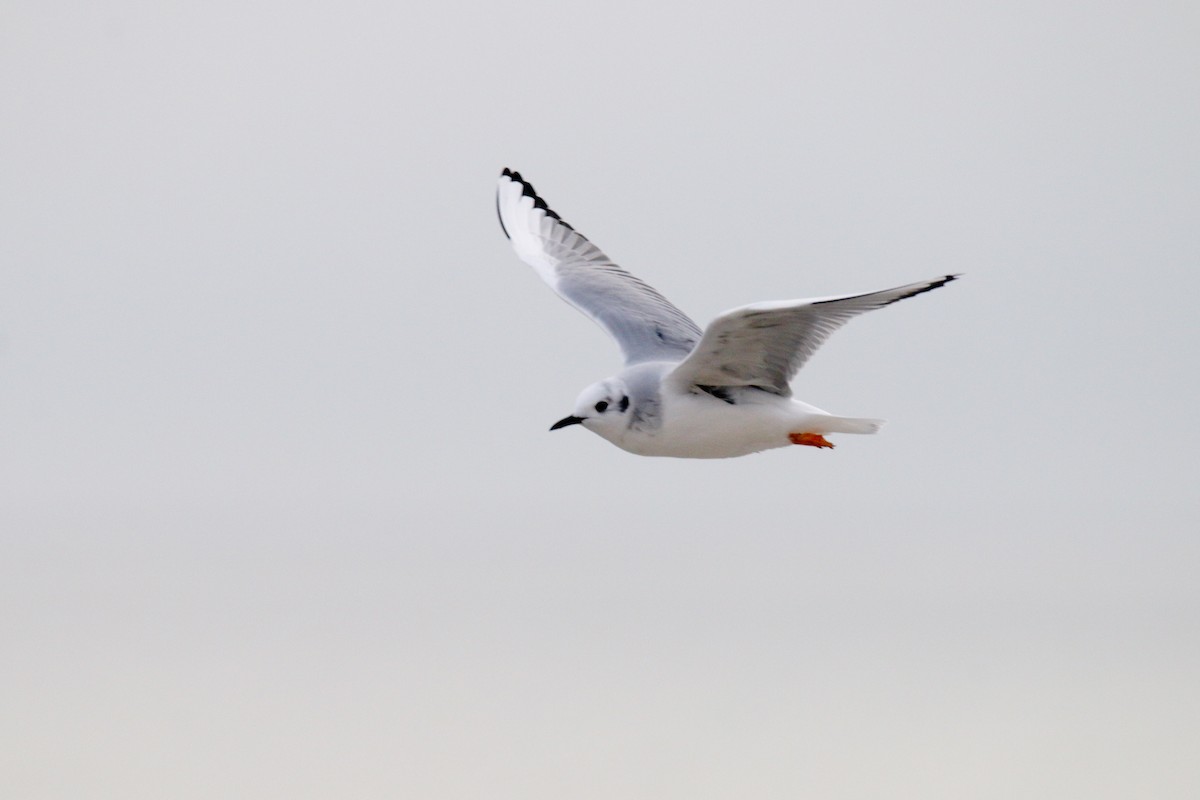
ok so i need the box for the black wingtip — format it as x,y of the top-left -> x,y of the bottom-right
810,273 -> 962,309
881,273 -> 960,305
496,167 -> 576,232
496,168 -> 512,239
496,193 -> 510,239
935,273 -> 962,291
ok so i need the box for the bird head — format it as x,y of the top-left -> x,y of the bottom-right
550,379 -> 631,437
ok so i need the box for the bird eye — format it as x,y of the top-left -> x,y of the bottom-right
594,401 -> 609,413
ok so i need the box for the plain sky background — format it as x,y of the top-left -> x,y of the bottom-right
2,1 -> 1198,798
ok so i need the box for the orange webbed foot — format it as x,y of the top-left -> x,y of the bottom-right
788,432 -> 834,449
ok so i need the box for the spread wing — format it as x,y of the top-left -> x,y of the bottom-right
667,275 -> 959,396
496,169 -> 702,365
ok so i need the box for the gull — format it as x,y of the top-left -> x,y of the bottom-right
496,168 -> 957,459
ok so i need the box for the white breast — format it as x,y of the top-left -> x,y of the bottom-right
609,391 -> 823,459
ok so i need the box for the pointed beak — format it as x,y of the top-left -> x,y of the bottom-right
549,415 -> 585,431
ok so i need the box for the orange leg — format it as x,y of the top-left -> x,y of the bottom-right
788,432 -> 834,449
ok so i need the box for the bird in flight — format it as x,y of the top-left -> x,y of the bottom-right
496,168 -> 957,459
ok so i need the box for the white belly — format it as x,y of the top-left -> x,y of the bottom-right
608,392 -> 829,459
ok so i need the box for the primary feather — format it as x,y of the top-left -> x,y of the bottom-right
668,276 -> 959,397
496,169 -> 701,365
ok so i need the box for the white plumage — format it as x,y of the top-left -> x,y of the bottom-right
497,169 -> 957,459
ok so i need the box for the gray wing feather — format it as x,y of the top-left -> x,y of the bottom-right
497,169 -> 701,365
668,275 -> 959,396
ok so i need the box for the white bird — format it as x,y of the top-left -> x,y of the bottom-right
496,168 -> 957,459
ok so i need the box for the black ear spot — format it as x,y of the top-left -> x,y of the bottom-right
618,396 -> 629,413
594,401 -> 609,413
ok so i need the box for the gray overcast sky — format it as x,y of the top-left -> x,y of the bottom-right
2,1 -> 1198,798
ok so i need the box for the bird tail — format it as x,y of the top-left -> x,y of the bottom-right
812,415 -> 885,435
